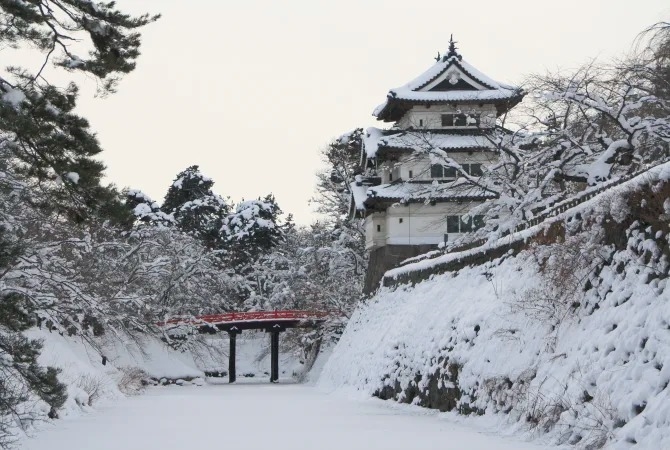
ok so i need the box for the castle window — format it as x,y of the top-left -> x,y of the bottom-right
408,170 -> 413,178
460,216 -> 473,233
376,225 -> 381,232
441,113 -> 480,128
446,216 -> 460,233
469,163 -> 483,176
431,165 -> 458,179
446,215 -> 486,233
399,218 -> 404,224
430,164 -> 444,178
419,119 -> 424,127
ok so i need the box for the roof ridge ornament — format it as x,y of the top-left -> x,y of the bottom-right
443,34 -> 462,61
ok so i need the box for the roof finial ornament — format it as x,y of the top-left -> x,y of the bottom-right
434,51 -> 441,62
445,34 -> 462,61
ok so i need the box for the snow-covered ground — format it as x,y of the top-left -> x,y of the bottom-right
22,382 -> 548,450
12,327 -> 313,444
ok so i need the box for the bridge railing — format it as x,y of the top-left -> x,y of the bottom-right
157,310 -> 332,327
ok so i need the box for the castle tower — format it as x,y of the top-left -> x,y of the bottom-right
352,37 -> 524,292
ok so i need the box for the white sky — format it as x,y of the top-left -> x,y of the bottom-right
65,0 -> 670,224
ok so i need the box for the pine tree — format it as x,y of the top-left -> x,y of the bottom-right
161,165 -> 230,248
1,1 -> 158,224
0,1 -> 159,93
1,82 -> 133,224
125,189 -> 173,227
0,2 -> 157,440
222,194 -> 284,267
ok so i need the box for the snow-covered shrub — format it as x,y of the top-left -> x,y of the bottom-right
117,367 -> 149,396
511,229 -> 610,330
75,374 -> 107,406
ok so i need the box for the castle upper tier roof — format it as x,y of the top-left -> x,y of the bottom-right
374,41 -> 524,122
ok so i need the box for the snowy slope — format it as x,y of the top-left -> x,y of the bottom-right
320,170 -> 670,449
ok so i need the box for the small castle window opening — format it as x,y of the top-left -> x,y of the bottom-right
446,215 -> 485,233
431,164 -> 482,179
441,113 -> 480,127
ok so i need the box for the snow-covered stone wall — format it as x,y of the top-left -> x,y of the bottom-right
321,168 -> 670,449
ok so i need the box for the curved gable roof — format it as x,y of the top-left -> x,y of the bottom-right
373,43 -> 524,122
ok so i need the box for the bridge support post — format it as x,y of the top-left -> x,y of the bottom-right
270,330 -> 280,383
228,328 -> 239,383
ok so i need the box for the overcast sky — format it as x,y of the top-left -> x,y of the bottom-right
68,0 -> 670,224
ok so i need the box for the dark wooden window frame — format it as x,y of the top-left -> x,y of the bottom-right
441,113 -> 481,128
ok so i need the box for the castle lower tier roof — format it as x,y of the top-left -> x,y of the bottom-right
374,91 -> 523,122
353,179 -> 497,210
364,128 -> 496,158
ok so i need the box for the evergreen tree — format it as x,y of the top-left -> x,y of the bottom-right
222,194 -> 284,267
1,81 -> 133,224
0,1 -> 158,225
125,189 -> 173,227
0,2 -> 157,440
0,0 -> 159,93
161,166 -> 230,248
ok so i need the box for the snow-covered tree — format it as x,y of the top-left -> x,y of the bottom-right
161,166 -> 230,249
308,130 -> 367,323
0,1 -> 158,225
0,2 -> 157,439
0,0 -> 159,94
125,189 -> 174,227
313,129 -> 364,219
222,194 -> 284,268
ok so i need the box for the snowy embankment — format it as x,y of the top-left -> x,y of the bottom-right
23,329 -> 204,426
320,165 -> 670,449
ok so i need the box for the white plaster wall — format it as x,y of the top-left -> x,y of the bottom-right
364,212 -> 387,250
382,202 -> 481,246
377,161 -> 403,183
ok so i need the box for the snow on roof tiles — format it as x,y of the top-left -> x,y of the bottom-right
365,179 -> 497,204
351,177 -> 370,211
400,55 -> 515,93
364,128 -> 495,158
373,49 -> 524,121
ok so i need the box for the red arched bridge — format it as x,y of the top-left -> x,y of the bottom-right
159,310 -> 331,383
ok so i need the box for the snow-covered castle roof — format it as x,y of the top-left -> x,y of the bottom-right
363,128 -> 496,159
374,38 -> 524,122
